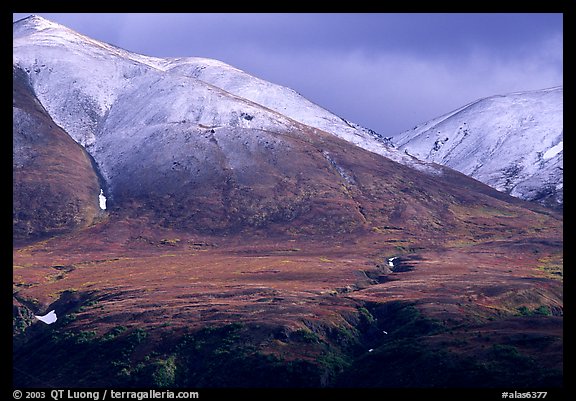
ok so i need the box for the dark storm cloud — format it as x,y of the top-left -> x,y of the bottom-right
13,13 -> 562,135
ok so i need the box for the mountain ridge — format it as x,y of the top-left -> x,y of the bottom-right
13,15 -> 439,176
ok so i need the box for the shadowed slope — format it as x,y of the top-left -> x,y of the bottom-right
13,66 -> 103,241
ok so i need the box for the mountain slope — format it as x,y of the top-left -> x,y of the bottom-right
393,87 -> 563,208
160,57 -> 406,161
12,15 -> 475,236
12,15 -> 438,176
13,65 -> 103,241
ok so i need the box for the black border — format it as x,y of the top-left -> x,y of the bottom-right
8,2 -> 571,399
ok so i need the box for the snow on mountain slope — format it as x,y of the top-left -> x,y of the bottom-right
13,15 -> 439,177
393,87 -> 563,207
165,57 -> 441,174
163,58 -> 397,154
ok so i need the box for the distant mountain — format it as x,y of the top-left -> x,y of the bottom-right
393,87 -> 563,208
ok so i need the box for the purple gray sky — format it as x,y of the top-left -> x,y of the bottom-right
13,13 -> 563,136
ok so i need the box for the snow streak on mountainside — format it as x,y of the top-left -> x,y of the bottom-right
394,87 -> 563,208
13,15 -> 438,181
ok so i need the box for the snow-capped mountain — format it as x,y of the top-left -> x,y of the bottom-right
13,15 -> 436,179
393,87 -> 563,208
14,15 -> 553,238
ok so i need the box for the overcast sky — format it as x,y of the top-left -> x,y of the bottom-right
13,13 -> 563,136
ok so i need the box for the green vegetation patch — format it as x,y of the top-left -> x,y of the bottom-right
517,305 -> 552,317
13,299 -> 562,388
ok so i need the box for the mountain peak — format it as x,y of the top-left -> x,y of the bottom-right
13,15 -> 74,40
14,14 -> 62,30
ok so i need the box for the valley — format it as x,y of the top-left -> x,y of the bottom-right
14,212 -> 562,387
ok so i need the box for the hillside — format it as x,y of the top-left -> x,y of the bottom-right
13,65 -> 103,241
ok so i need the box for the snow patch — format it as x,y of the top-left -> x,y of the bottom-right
99,189 -> 107,210
543,141 -> 562,160
387,257 -> 398,267
35,310 -> 57,324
